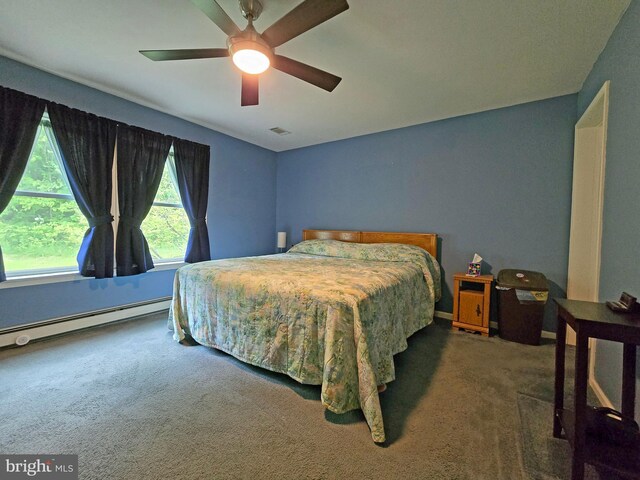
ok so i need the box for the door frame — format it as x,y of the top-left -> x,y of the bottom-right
566,81 -> 610,402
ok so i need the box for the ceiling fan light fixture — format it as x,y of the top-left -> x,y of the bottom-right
227,21 -> 272,75
231,42 -> 271,74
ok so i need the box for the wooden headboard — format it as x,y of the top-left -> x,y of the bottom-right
302,229 -> 438,258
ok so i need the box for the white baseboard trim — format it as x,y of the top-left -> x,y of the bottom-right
540,330 -> 557,340
434,310 -> 453,320
0,299 -> 171,348
589,374 -> 615,409
435,311 -> 556,339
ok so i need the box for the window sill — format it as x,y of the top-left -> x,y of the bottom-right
0,261 -> 185,290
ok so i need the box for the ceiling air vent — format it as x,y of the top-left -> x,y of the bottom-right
270,127 -> 291,136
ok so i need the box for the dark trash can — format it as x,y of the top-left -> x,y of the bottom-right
497,269 -> 548,345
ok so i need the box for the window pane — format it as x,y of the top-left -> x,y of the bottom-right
142,159 -> 190,261
142,206 -> 190,260
154,157 -> 181,204
0,196 -> 86,272
18,124 -> 71,195
0,123 -> 87,275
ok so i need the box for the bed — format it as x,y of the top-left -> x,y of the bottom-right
169,229 -> 441,442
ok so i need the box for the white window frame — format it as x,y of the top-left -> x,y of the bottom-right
1,124 -> 187,289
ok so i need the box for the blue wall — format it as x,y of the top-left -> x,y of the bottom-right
577,0 -> 640,416
276,95 -> 578,331
0,56 -> 277,330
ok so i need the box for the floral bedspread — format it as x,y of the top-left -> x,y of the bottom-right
169,240 -> 441,442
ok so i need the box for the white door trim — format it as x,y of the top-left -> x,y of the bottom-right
575,81 -> 610,304
566,81 -> 610,347
567,82 -> 610,404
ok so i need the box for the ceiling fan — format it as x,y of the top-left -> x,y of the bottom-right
140,0 -> 349,106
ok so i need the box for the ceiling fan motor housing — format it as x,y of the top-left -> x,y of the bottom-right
239,0 -> 263,21
227,23 -> 272,55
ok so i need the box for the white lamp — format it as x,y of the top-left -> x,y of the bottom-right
277,232 -> 287,253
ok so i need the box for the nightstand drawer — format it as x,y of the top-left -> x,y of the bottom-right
459,290 -> 485,326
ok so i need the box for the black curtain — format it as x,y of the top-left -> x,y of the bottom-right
48,103 -> 117,278
0,87 -> 46,282
173,138 -> 211,263
116,124 -> 172,276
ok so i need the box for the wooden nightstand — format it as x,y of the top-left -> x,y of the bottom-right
452,273 -> 493,336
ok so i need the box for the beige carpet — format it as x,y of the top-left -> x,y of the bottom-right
0,314 -> 598,479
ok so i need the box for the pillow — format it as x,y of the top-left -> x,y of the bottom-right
289,239 -> 441,301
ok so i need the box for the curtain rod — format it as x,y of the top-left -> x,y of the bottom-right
0,84 -> 210,151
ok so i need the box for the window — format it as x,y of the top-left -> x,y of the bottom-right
1,119 -> 191,279
0,115 -> 86,276
141,151 -> 190,262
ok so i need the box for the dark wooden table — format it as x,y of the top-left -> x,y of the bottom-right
554,298 -> 640,480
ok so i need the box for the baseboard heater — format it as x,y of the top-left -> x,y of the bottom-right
0,297 -> 172,348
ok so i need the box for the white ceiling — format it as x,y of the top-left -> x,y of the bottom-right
0,0 -> 630,152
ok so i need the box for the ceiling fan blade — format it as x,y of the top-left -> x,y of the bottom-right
190,0 -> 241,37
261,0 -> 349,48
140,48 -> 229,61
272,55 -> 341,92
241,74 -> 259,106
